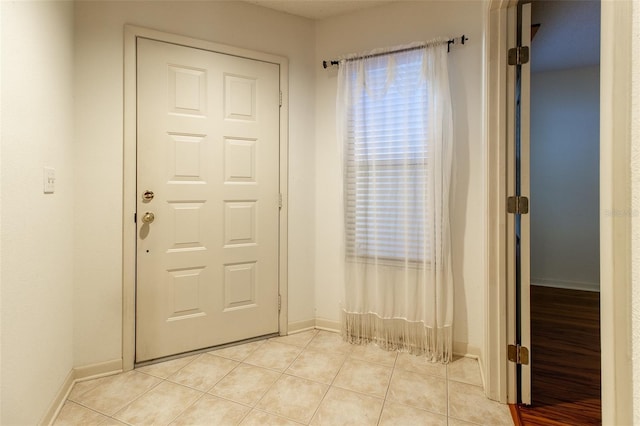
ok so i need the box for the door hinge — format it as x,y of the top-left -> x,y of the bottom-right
508,344 -> 529,365
508,46 -> 530,65
278,193 -> 283,209
507,196 -> 529,214
278,294 -> 282,312
134,212 -> 137,223
279,91 -> 282,107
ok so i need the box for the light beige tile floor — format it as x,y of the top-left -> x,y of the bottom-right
54,330 -> 513,426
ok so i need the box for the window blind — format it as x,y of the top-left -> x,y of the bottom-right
344,55 -> 430,262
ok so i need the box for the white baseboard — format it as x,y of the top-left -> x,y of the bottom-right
74,359 -> 123,381
453,341 -> 481,359
314,318 -> 341,332
41,369 -> 75,426
287,318 -> 340,334
286,319 -> 315,334
532,278 -> 600,292
43,359 -> 122,425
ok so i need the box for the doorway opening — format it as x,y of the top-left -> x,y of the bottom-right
515,1 -> 601,423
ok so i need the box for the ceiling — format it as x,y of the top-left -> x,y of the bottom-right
244,0 -> 397,20
531,0 -> 600,72
241,0 -> 600,71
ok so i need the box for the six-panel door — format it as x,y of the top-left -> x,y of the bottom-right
136,38 -> 280,362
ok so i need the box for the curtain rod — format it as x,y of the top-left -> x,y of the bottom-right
322,35 -> 468,69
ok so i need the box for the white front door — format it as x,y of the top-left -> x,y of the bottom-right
135,38 -> 281,362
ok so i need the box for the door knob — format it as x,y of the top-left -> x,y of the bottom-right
142,212 -> 155,224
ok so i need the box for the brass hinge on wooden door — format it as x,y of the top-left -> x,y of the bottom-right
508,344 -> 529,365
507,196 -> 529,214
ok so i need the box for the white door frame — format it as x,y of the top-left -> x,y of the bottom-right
122,25 -> 289,371
484,0 -> 633,423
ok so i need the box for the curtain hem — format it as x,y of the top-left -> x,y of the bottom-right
342,310 -> 453,364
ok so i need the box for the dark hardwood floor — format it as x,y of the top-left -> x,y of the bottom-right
517,285 -> 601,425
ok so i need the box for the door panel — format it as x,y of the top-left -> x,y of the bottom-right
517,2 -> 532,405
136,38 -> 280,362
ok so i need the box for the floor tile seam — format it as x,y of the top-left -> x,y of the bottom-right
276,341 -> 309,374
66,379 -> 105,402
163,375 -> 217,394
248,407 -> 306,425
142,388 -> 206,426
347,353 -> 397,369
329,382 -> 386,401
393,363 -> 447,380
447,413 -> 484,425
205,357 -> 245,392
344,353 -> 396,372
68,370 -> 135,404
384,398 -> 449,419
234,401 -> 255,426
59,399 -> 116,423
447,377 -> 484,388
320,342 -> 360,397
164,360 -> 241,393
285,346 -> 350,387
381,351 -> 399,402
80,374 -> 164,419
111,377 -> 173,422
445,358 -> 450,420
205,387 -> 263,409
161,353 -> 211,387
251,366 -> 285,413
242,358 -> 294,374
375,395 -> 390,425
306,376 -> 333,425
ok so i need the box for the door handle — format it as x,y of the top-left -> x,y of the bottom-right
142,212 -> 155,224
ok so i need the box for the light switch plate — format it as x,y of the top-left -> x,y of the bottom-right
44,167 -> 55,194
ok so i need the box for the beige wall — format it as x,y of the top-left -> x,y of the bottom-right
15,2 -> 640,424
314,1 -> 488,356
530,66 -> 600,291
632,1 -> 640,421
73,0 -> 317,366
1,1 -> 75,424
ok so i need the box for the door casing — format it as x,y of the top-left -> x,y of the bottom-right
122,25 -> 290,371
485,0 -> 633,424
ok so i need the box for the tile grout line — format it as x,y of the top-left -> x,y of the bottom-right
210,343 -> 276,425
446,360 -> 450,425
376,349 -> 399,425
107,372 -> 167,422
305,333 -> 353,425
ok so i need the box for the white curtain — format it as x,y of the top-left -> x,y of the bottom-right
337,40 -> 454,363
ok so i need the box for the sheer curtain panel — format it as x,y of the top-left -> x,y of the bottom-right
337,40 -> 454,363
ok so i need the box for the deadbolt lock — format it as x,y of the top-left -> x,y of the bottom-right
142,212 -> 155,224
142,190 -> 155,202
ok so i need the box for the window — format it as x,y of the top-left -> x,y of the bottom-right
343,51 -> 430,262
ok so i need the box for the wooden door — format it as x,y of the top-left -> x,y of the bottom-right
135,38 -> 281,362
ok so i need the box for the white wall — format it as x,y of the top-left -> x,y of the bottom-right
74,1 -> 317,366
530,66 -> 600,291
314,1 -> 487,355
1,1 -> 75,424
